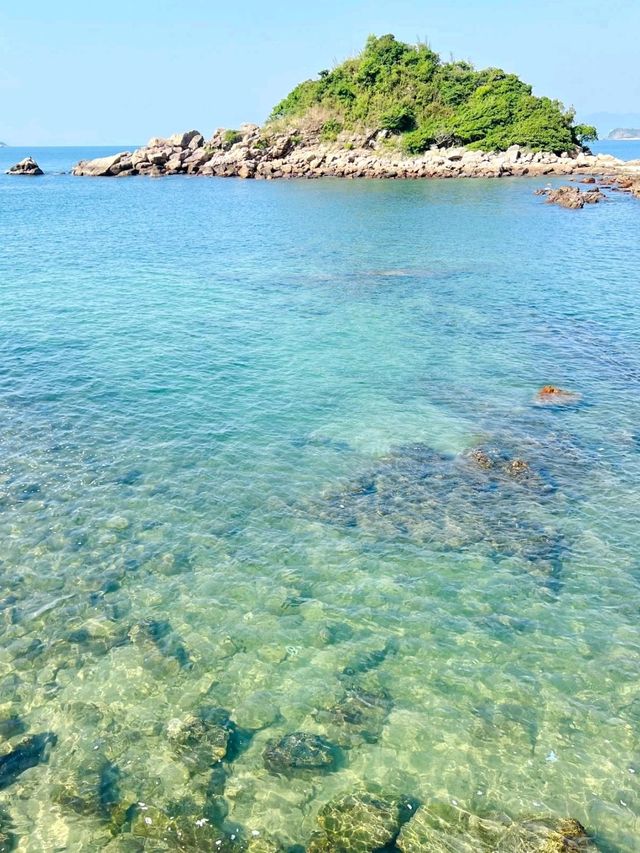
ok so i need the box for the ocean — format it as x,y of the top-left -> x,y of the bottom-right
0,144 -> 639,851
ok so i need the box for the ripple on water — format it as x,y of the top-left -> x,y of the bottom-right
0,173 -> 639,850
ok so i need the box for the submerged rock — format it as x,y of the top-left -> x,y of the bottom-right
315,686 -> 393,746
397,801 -> 501,851
5,156 -> 43,175
167,707 -> 235,771
535,386 -> 582,406
0,732 -> 57,790
396,805 -> 600,853
52,759 -> 121,818
316,441 -> 564,588
127,802 -> 248,850
307,792 -> 408,852
0,807 -> 16,853
341,638 -> 398,677
0,716 -> 26,741
262,732 -> 340,776
497,816 -> 600,852
504,458 -> 530,477
130,619 -> 192,668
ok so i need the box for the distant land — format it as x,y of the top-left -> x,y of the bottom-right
0,142 -> 7,148
607,128 -> 640,140
581,112 -> 640,138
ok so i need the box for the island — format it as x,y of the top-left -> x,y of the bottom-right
0,142 -> 7,148
607,128 -> 640,140
73,33 -> 639,181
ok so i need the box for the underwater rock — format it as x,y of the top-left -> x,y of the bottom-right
316,441 -> 564,588
0,732 -> 57,790
497,816 -> 600,852
0,807 -> 16,853
0,716 -> 25,741
341,638 -> 398,678
66,617 -> 129,656
316,686 -> 393,746
245,836 -> 282,853
167,707 -> 235,771
53,759 -> 121,818
396,801 -> 503,852
396,805 -> 601,853
130,619 -> 192,669
129,803 -> 246,850
116,469 -> 144,486
465,448 -> 536,484
307,792 -> 408,852
471,701 -> 538,756
535,386 -> 582,406
469,448 -> 496,469
504,458 -> 530,477
262,732 -> 340,776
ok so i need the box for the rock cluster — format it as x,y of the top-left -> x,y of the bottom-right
535,385 -> 582,405
72,124 -> 640,181
5,156 -> 43,175
535,185 -> 606,209
603,173 -> 640,199
262,731 -> 340,776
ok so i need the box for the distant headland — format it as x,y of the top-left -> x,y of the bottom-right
0,142 -> 7,148
71,34 -> 639,181
607,128 -> 640,140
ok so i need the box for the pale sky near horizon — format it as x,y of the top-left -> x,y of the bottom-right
1,0 -> 638,145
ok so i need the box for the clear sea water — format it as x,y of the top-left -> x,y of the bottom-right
0,143 -> 639,852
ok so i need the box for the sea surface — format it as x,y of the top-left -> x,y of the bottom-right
0,145 -> 639,852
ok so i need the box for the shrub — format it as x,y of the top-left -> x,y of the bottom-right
572,124 -> 598,146
222,129 -> 242,148
380,105 -> 416,133
268,33 -> 590,153
320,119 -> 343,142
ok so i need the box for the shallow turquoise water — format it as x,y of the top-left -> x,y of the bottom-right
0,157 -> 639,851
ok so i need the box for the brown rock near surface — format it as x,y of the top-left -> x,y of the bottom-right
6,156 -> 43,175
535,385 -> 582,405
536,185 -> 606,209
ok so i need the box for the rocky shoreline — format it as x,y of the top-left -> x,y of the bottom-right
72,124 -> 640,181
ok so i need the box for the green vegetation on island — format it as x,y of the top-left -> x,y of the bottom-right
271,34 -> 597,154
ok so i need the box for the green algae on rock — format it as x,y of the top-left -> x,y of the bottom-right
52,758 -> 121,818
316,441 -> 565,590
396,805 -> 601,853
167,707 -> 236,771
396,802 -> 506,852
314,685 -> 393,747
0,807 -> 15,853
129,619 -> 192,669
497,816 -> 601,852
262,731 -> 341,776
127,802 -> 283,851
307,792 -> 410,852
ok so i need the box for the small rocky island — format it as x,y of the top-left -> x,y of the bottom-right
73,34 -> 640,184
5,156 -> 43,175
607,128 -> 640,140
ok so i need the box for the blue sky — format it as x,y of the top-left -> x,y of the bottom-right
1,0 -> 638,144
